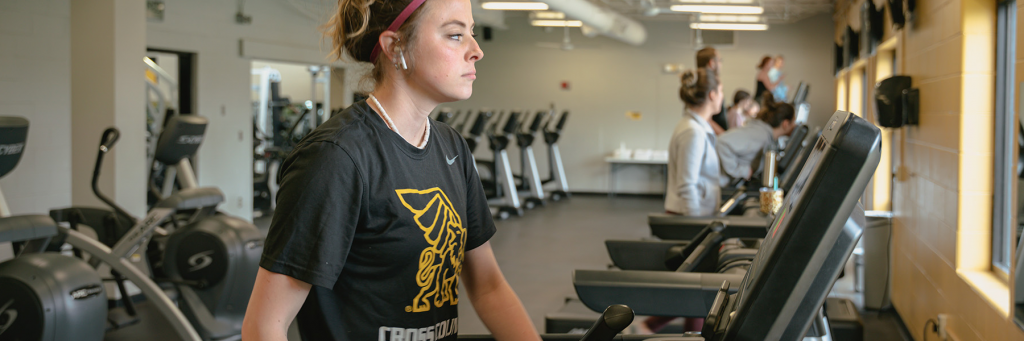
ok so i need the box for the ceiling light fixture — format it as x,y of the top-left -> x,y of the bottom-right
531,11 -> 566,20
531,19 -> 584,27
481,2 -> 549,10
698,14 -> 763,22
671,5 -> 764,14
689,22 -> 768,30
676,0 -> 757,4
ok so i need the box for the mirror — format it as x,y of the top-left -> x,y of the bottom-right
251,60 -> 339,220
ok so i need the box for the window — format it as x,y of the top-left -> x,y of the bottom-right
993,0 -> 1016,274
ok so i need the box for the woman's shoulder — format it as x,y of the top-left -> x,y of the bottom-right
301,102 -> 378,148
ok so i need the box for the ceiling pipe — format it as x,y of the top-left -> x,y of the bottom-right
539,0 -> 647,45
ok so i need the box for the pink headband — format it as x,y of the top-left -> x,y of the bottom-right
369,0 -> 428,62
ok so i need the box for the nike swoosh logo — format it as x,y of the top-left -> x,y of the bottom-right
446,155 -> 458,165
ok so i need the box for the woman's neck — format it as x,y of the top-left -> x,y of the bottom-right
688,104 -> 715,121
369,82 -> 436,145
772,126 -> 786,139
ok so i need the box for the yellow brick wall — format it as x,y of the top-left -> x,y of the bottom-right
835,0 -> 1024,339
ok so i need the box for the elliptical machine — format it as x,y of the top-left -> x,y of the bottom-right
0,117 -> 109,341
541,111 -> 570,201
50,116 -> 263,341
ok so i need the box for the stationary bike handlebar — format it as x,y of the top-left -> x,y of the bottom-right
92,127 -> 136,223
502,112 -> 520,135
488,111 -> 506,136
468,111 -> 493,136
528,110 -> 547,133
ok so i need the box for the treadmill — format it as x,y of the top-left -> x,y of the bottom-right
550,110 -> 880,340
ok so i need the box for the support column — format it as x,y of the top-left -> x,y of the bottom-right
71,0 -> 147,216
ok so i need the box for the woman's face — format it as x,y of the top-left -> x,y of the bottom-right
711,84 -> 725,111
404,0 -> 483,103
746,102 -> 760,117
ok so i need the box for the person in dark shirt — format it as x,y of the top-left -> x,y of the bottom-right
241,0 -> 539,340
754,55 -> 783,103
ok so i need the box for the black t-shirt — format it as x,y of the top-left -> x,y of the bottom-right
712,102 -> 728,132
260,101 -> 497,341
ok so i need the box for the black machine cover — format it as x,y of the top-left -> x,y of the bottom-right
718,111 -> 880,340
0,116 -> 28,179
154,115 -> 208,165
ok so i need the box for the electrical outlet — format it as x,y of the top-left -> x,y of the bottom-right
937,314 -> 949,340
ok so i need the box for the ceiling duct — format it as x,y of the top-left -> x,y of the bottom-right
539,0 -> 647,45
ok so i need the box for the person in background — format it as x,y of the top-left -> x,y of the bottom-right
697,47 -> 727,135
726,89 -> 755,129
770,55 -> 789,100
666,67 -> 723,216
638,67 -> 724,335
754,55 -> 782,102
716,92 -> 797,186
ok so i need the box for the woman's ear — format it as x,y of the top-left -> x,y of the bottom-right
378,31 -> 401,63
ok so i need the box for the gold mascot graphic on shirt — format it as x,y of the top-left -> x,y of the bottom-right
396,187 -> 466,313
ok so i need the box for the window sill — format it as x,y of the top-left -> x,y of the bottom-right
957,270 -> 1011,317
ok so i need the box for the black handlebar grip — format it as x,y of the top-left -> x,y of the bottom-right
503,112 -> 520,134
489,111 -> 506,135
557,111 -> 570,130
99,127 -> 120,152
529,110 -> 546,132
469,111 -> 492,135
579,304 -> 634,341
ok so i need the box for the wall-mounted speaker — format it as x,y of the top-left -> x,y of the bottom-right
875,76 -> 916,127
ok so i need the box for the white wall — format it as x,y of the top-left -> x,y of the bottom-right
0,0 -> 72,215
453,14 -> 837,194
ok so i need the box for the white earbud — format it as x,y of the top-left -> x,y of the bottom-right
397,48 -> 408,70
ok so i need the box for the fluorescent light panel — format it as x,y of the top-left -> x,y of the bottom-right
531,11 -> 566,19
531,20 -> 583,27
481,2 -> 549,10
677,0 -> 757,3
699,14 -> 763,22
671,5 -> 764,14
689,22 -> 768,30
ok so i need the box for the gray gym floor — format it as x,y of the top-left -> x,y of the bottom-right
112,195 -> 911,340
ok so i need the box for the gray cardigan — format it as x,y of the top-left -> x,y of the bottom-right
665,111 -> 721,216
716,119 -> 775,186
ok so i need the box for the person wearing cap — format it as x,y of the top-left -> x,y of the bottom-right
241,0 -> 540,340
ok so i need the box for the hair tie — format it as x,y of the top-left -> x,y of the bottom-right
368,0 -> 427,62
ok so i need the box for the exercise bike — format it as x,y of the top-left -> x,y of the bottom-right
51,118 -> 262,340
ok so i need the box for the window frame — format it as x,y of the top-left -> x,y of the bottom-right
992,0 -> 1016,275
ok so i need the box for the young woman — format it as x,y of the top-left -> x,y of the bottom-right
754,55 -> 781,102
716,92 -> 797,186
769,55 -> 789,100
241,0 -> 539,340
726,89 -> 754,129
665,67 -> 724,217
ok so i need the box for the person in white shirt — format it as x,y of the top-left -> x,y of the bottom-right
665,67 -> 724,216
